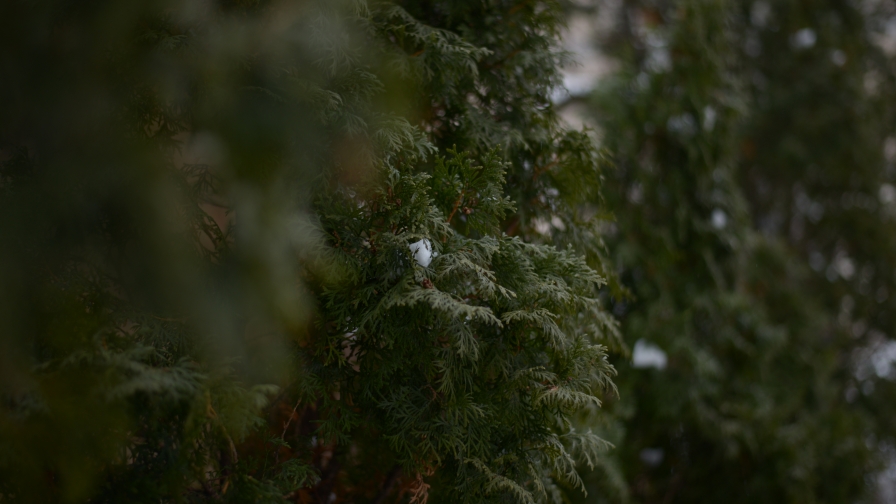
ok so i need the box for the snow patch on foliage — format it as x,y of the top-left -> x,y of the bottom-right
409,238 -> 433,267
639,447 -> 665,466
711,208 -> 728,229
792,28 -> 817,50
632,339 -> 667,370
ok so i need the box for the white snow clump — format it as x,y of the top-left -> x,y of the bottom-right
408,238 -> 433,268
632,339 -> 668,370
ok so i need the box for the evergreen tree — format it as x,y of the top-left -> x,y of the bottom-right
0,1 -> 618,503
574,0 -> 896,501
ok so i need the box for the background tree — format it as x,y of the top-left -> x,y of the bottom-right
571,0 -> 896,502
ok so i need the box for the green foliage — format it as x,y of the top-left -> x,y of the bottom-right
0,0 -> 617,503
574,0 -> 896,502
311,142 -> 616,502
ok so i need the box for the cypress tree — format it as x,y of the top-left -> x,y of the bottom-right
575,0 -> 896,501
0,1 -> 618,502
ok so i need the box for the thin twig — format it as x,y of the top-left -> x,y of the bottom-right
281,398 -> 302,439
447,189 -> 466,223
372,465 -> 402,504
484,48 -> 522,71
532,159 -> 560,180
508,0 -> 534,15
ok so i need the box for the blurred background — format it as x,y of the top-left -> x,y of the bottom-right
557,1 -> 896,502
